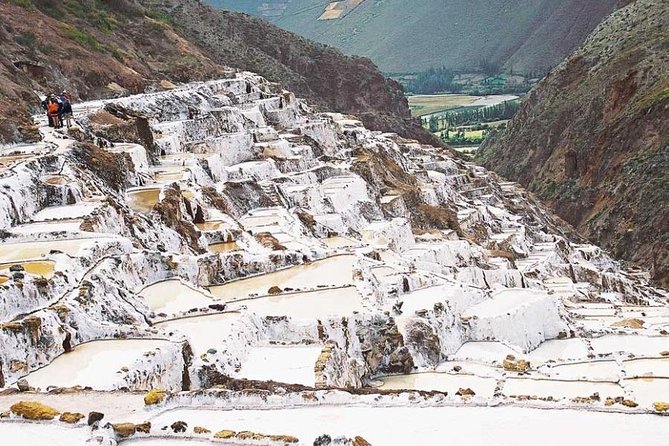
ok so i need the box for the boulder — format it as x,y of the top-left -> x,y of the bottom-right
653,402 -> 669,412
171,421 -> 188,433
144,388 -> 166,405
194,426 -> 211,434
10,401 -> 59,420
60,412 -> 85,424
88,411 -> 104,426
16,379 -> 32,392
456,388 -> 476,397
214,430 -> 237,439
503,355 -> 530,373
268,285 -> 283,295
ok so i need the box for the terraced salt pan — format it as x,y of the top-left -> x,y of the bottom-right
452,341 -> 521,364
544,360 -> 620,381
0,422 -> 90,446
23,339 -> 175,390
525,339 -> 590,364
623,378 -> 669,407
400,284 -> 486,315
624,358 -> 669,378
321,236 -> 362,249
127,188 -> 161,213
10,219 -> 83,234
150,406 -> 669,445
590,335 -> 669,356
0,260 -> 55,278
125,440 -> 215,446
238,346 -> 322,386
379,372 -> 497,397
208,255 -> 355,302
503,377 -> 622,400
31,202 -> 100,220
208,242 -> 239,253
139,279 -> 214,316
155,313 -> 240,356
0,238 -> 111,262
231,287 -> 363,319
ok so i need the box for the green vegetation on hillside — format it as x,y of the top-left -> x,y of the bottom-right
207,0 -> 618,75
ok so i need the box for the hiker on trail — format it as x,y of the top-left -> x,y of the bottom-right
43,94 -> 62,128
59,90 -> 73,128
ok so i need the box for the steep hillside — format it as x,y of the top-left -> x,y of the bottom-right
207,0 -> 618,74
478,0 -> 669,286
0,0 -> 435,146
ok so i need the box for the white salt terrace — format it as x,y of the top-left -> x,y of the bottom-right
155,313 -> 240,357
230,286 -> 364,319
22,339 -> 178,391
2,74 -> 669,443
238,345 -> 323,386
139,279 -> 214,316
208,254 -> 356,302
0,422 -> 90,446
0,237 -> 113,263
149,406 -> 669,445
379,372 -> 498,398
127,187 -> 161,213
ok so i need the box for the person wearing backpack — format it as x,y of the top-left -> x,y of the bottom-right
46,95 -> 61,128
60,91 -> 73,128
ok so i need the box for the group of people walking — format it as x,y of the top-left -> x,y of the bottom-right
41,91 -> 73,128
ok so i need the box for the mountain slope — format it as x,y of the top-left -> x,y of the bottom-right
207,0 -> 619,74
0,0 -> 434,146
478,0 -> 669,286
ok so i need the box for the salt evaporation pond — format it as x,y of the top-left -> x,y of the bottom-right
155,313 -> 240,356
321,236 -> 362,249
0,260 -> 55,278
0,238 -> 108,262
208,241 -> 239,253
623,378 -> 669,406
150,406 -> 668,445
231,286 -> 363,319
590,335 -> 669,356
127,188 -> 161,213
546,360 -> 620,381
452,341 -> 520,363
125,440 -> 215,446
140,279 -> 213,315
624,357 -> 669,378
24,339 -> 175,390
0,422 -> 90,445
503,377 -> 622,400
238,346 -> 322,386
525,338 -> 590,364
208,254 -> 355,302
379,373 -> 497,397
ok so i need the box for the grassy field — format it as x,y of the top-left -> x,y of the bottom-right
408,94 -> 480,117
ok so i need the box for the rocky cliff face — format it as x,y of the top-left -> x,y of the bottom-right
0,0 -> 433,146
479,0 -> 669,286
